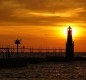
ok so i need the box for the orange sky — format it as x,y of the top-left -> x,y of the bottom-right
0,0 -> 86,52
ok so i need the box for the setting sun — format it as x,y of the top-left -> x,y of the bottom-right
63,26 -> 78,38
56,24 -> 83,40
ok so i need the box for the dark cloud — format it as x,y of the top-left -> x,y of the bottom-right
0,0 -> 86,26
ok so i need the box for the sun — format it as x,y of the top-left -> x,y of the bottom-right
56,24 -> 82,39
54,23 -> 83,39
63,26 -> 78,38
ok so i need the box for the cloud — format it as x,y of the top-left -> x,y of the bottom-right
0,0 -> 86,26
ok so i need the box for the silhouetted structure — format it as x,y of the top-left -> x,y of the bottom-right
66,26 -> 74,60
15,39 -> 21,59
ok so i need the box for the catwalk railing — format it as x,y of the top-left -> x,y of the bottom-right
0,48 -> 65,59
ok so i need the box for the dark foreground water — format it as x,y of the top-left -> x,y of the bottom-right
0,61 -> 86,80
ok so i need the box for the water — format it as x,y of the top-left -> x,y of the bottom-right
0,61 -> 86,80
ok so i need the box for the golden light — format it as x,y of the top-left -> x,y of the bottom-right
55,23 -> 83,39
63,26 -> 78,38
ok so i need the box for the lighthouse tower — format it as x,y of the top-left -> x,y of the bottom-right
66,26 -> 74,60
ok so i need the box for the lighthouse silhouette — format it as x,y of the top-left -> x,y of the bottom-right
66,26 -> 74,60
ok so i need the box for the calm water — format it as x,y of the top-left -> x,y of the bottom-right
0,61 -> 86,80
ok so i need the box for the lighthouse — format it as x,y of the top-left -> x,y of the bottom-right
66,26 -> 74,60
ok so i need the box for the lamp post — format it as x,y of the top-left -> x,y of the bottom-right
15,39 -> 21,59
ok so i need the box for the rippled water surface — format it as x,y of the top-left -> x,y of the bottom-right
0,61 -> 86,80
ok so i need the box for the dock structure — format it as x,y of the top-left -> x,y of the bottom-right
0,47 -> 65,59
0,26 -> 76,63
